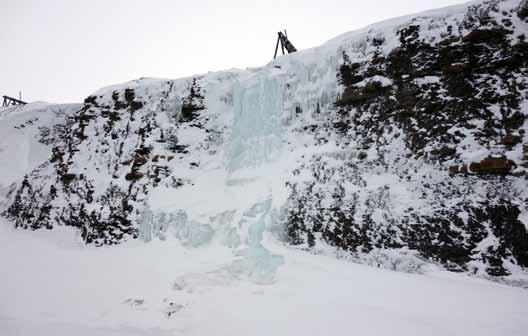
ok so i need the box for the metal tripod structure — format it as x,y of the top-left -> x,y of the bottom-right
2,94 -> 26,107
273,30 -> 297,59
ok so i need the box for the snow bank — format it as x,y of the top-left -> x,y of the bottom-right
1,219 -> 527,336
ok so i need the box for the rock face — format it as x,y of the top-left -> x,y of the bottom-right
450,156 -> 517,175
5,80 -> 208,245
2,0 -> 528,279
519,0 -> 528,19
285,0 -> 528,277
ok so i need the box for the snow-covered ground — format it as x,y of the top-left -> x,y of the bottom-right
1,220 -> 527,336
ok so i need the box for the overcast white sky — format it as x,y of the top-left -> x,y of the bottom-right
1,0 -> 465,103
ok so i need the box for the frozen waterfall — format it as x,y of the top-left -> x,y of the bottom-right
226,77 -> 283,172
143,75 -> 286,284
226,76 -> 285,284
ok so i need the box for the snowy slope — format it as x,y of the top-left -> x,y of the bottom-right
1,219 -> 527,336
1,0 -> 528,298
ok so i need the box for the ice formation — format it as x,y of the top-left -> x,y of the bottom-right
226,76 -> 284,172
136,74 -> 287,283
225,76 -> 285,283
228,199 -> 285,284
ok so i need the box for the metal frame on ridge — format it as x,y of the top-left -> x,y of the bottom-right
2,95 -> 26,107
274,30 -> 297,59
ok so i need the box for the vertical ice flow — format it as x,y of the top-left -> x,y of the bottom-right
230,199 -> 284,284
227,76 -> 285,283
227,77 -> 283,171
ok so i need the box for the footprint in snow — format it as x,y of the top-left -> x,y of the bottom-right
122,298 -> 146,310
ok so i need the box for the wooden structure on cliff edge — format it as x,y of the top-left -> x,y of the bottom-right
2,94 -> 27,107
273,30 -> 297,59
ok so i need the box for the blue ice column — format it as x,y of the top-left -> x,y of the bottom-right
226,76 -> 285,283
226,77 -> 283,171
238,199 -> 284,284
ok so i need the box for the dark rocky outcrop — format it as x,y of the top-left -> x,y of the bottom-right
5,79 -> 207,245
449,156 -> 517,175
519,0 -> 528,20
286,0 -> 528,277
180,78 -> 205,123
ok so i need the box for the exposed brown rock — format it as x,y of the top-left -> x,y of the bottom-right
125,171 -> 144,181
450,156 -> 517,175
501,134 -> 522,149
133,154 -> 148,167
442,63 -> 467,74
462,28 -> 509,45
337,81 -> 391,106
448,166 -> 460,174
468,156 -> 516,175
